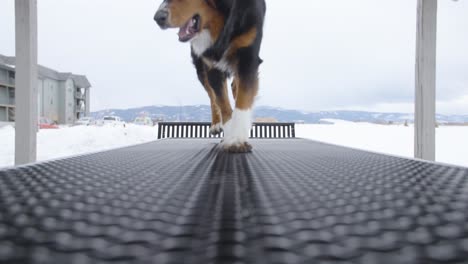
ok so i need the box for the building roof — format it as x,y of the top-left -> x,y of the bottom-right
0,55 -> 16,72
71,75 -> 92,89
0,54 -> 91,88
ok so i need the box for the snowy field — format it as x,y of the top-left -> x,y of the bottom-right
0,120 -> 467,168
296,120 -> 468,168
0,124 -> 158,168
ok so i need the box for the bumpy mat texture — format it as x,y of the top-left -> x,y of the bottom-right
1,139 -> 468,264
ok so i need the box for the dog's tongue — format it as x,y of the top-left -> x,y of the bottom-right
178,18 -> 196,41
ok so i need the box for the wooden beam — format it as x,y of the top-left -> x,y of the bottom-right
15,0 -> 38,165
415,0 -> 437,161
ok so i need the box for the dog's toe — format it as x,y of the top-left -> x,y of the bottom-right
210,123 -> 223,136
223,141 -> 253,153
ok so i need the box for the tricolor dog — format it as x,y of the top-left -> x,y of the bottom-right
154,0 -> 266,153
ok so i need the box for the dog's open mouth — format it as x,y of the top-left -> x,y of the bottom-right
178,14 -> 201,42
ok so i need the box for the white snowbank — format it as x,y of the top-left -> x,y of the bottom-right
319,119 -> 360,125
0,124 -> 158,168
1,122 -> 467,168
296,123 -> 468,168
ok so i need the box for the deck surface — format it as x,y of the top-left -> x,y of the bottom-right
1,139 -> 468,264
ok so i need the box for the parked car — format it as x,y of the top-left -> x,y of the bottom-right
134,116 -> 153,126
101,116 -> 124,126
75,117 -> 96,126
38,117 -> 59,129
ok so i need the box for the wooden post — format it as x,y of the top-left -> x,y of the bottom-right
415,0 -> 437,161
15,0 -> 38,165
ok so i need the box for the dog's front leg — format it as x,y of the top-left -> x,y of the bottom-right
205,68 -> 232,135
222,73 -> 258,153
193,53 -> 226,135
205,88 -> 223,135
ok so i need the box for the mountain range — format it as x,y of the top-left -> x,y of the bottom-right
91,105 -> 468,124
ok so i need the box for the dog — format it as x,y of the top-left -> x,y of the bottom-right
154,0 -> 266,153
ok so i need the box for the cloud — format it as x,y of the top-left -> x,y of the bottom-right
0,0 -> 467,114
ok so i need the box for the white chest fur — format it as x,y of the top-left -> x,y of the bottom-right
191,30 -> 212,57
191,30 -> 232,73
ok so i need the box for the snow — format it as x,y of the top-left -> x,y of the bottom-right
399,115 -> 414,120
1,121 -> 467,169
0,124 -> 158,168
319,119 -> 356,125
296,123 -> 468,168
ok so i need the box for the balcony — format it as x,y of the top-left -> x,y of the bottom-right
75,92 -> 85,100
0,82 -> 15,88
0,98 -> 14,107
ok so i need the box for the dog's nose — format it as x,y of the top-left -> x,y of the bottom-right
154,10 -> 169,28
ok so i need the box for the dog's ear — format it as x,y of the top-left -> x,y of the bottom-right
205,0 -> 217,9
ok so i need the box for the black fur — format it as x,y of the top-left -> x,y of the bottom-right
155,0 -> 266,150
191,50 -> 227,97
190,0 -> 266,124
191,0 -> 266,92
207,69 -> 227,97
192,52 -> 206,85
203,0 -> 266,61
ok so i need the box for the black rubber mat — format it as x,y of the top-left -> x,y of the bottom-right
1,139 -> 468,264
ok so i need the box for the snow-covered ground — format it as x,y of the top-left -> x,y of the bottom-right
0,120 -> 467,168
0,124 -> 158,168
296,120 -> 468,168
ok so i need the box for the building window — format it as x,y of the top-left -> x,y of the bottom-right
8,88 -> 15,105
8,71 -> 15,82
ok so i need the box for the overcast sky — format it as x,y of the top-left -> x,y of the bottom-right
0,0 -> 467,114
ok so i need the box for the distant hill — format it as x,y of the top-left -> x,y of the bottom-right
91,105 -> 468,124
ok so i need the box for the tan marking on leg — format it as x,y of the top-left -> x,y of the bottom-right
225,27 -> 257,58
231,79 -> 238,101
202,76 -> 222,126
234,74 -> 259,110
216,79 -> 233,124
231,27 -> 257,49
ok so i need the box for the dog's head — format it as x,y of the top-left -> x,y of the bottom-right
154,0 -> 222,43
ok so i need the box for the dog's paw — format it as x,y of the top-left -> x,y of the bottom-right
223,141 -> 253,153
210,123 -> 223,136
221,108 -> 253,153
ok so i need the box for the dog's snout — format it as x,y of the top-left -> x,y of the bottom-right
154,10 -> 169,28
